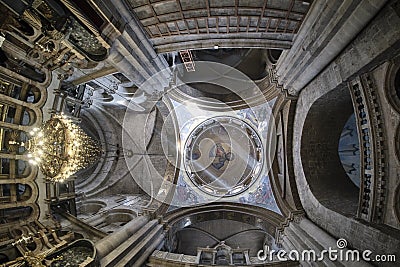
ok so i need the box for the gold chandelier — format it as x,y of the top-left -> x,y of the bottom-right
26,114 -> 102,182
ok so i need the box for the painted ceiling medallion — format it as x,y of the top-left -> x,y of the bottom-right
184,116 -> 263,197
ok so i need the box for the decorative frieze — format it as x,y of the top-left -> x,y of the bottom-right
348,74 -> 387,223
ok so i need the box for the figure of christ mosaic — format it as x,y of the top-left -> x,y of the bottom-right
188,123 -> 249,188
209,143 -> 235,171
184,117 -> 263,197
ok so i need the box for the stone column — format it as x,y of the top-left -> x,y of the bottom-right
98,0 -> 170,88
95,215 -> 150,258
281,218 -> 372,266
275,0 -> 388,95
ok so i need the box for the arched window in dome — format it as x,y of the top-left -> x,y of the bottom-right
338,113 -> 361,188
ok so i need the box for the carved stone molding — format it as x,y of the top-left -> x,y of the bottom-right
384,58 -> 400,114
395,182 -> 400,223
275,210 -> 305,247
348,74 -> 387,223
396,123 -> 400,163
267,66 -> 298,100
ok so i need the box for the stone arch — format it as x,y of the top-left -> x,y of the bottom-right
0,66 -> 49,108
170,49 -> 281,107
162,202 -> 284,254
292,75 -> 400,258
95,209 -> 137,234
21,109 -> 34,126
395,184 -> 400,224
267,49 -> 283,65
300,86 -> 359,216
74,106 -> 118,194
15,183 -> 32,202
17,160 -> 37,180
77,200 -> 107,216
0,159 -> 36,180
105,209 -> 136,224
0,100 -> 42,127
16,85 -> 44,105
396,123 -> 400,162
0,181 -> 38,207
384,57 -> 400,114
269,97 -> 304,217
175,226 -> 270,257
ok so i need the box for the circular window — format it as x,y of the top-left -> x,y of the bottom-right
183,116 -> 263,197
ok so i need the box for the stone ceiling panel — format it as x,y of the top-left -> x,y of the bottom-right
124,0 -> 313,53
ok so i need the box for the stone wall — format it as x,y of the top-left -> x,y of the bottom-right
300,86 -> 359,217
291,1 -> 400,264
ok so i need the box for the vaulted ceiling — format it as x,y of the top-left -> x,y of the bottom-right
125,0 -> 312,52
